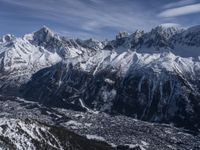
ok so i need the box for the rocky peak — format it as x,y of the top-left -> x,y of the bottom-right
141,25 -> 181,49
149,24 -> 181,40
32,26 -> 56,44
35,26 -> 54,36
30,26 -> 63,53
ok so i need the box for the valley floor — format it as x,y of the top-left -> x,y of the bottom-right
0,96 -> 199,150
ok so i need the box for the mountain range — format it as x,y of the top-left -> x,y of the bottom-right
0,24 -> 200,149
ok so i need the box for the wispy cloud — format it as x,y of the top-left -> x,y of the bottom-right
159,1 -> 200,18
1,0 -> 199,38
163,0 -> 196,9
0,0 -> 162,38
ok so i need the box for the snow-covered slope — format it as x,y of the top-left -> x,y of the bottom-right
0,35 -> 61,73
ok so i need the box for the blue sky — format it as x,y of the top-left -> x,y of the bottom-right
0,0 -> 200,39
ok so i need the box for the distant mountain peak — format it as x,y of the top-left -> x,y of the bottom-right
31,26 -> 59,47
145,24 -> 182,43
37,25 -> 54,35
33,26 -> 55,40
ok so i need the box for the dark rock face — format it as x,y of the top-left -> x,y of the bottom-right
19,61 -> 200,132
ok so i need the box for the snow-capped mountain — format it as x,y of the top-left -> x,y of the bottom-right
30,26 -> 99,58
104,24 -> 182,53
0,28 -> 61,94
104,24 -> 200,59
1,25 -> 200,133
0,26 -> 104,94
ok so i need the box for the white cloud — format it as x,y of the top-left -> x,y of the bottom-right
163,0 -> 196,9
159,3 -> 200,17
